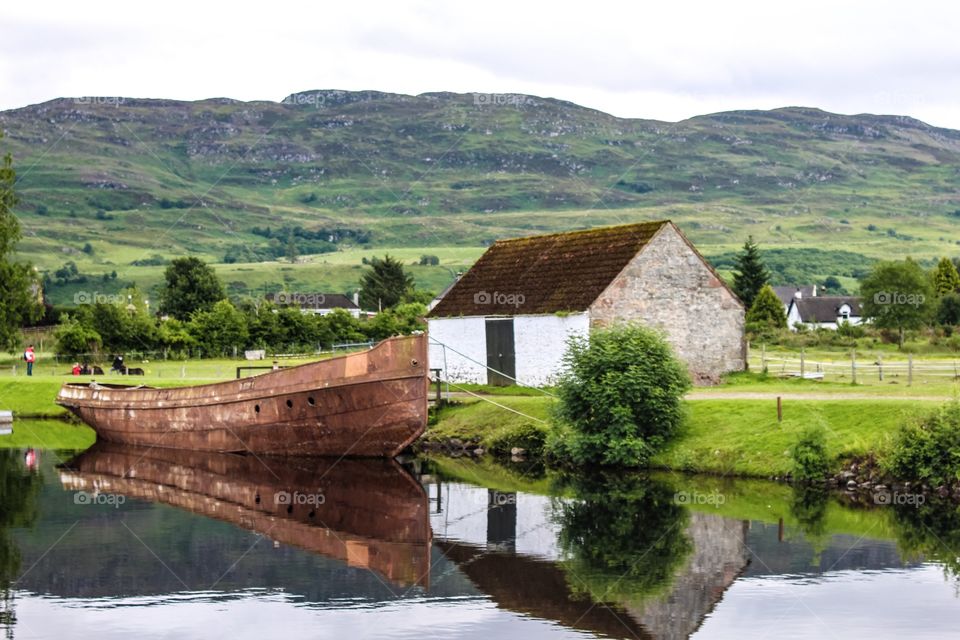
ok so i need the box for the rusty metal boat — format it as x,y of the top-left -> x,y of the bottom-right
59,442 -> 432,588
56,334 -> 428,457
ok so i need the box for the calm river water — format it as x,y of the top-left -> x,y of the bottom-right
1,437 -> 960,639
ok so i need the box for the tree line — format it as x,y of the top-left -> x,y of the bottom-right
53,256 -> 429,359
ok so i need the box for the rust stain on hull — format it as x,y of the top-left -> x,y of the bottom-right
59,442 -> 432,588
56,335 -> 429,457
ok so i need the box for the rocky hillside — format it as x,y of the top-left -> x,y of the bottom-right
2,90 -> 959,272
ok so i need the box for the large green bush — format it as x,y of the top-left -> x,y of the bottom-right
548,324 -> 691,467
884,402 -> 960,487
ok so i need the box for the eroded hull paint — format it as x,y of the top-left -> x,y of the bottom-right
56,335 -> 429,457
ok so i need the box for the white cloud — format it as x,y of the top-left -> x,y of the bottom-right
2,0 -> 960,127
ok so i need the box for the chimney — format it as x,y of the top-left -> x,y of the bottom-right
794,289 -> 802,300
352,291 -> 359,306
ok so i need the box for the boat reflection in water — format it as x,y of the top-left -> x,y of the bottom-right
58,441 -> 432,588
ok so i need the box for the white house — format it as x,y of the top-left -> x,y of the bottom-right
773,285 -> 817,315
427,221 -> 746,386
787,296 -> 863,330
266,292 -> 361,318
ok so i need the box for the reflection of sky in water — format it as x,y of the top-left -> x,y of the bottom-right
695,566 -> 960,639
10,593 -> 597,640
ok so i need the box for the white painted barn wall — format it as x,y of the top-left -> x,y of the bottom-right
428,317 -> 488,383
513,313 -> 589,386
428,313 -> 588,386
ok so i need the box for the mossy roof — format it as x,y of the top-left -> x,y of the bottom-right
428,220 -> 670,317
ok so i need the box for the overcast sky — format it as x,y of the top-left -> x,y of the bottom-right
3,0 -> 959,127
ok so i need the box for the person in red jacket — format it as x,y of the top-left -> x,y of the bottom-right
24,345 -> 35,376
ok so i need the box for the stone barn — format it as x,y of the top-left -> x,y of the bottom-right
427,220 -> 745,386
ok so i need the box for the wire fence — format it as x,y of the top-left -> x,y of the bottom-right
752,347 -> 960,386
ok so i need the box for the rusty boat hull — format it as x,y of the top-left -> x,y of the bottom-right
55,334 -> 429,457
59,442 -> 432,588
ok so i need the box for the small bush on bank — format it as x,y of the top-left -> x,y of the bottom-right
547,324 -> 691,467
487,422 -> 548,456
790,425 -> 830,482
884,402 -> 960,488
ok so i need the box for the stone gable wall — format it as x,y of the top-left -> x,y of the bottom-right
589,224 -> 745,383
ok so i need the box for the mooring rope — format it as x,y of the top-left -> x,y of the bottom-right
442,380 -> 550,425
427,338 -> 557,398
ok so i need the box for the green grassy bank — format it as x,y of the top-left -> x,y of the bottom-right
425,395 -> 930,477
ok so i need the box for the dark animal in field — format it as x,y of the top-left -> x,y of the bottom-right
125,367 -> 145,376
91,365 -> 105,375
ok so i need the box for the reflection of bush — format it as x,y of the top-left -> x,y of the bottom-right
552,472 -> 692,605
790,485 -> 828,540
891,498 -> 960,578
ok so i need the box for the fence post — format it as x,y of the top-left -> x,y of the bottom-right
908,354 -> 913,387
878,354 -> 883,382
777,396 -> 783,422
851,349 -> 857,384
761,343 -> 767,373
800,348 -> 805,379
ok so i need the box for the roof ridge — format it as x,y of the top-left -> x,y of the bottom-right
491,219 -> 670,246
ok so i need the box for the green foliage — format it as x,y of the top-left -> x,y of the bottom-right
860,259 -> 935,346
363,302 -> 426,341
189,299 -> 249,356
158,257 -> 226,320
486,421 -> 548,456
937,292 -> 960,327
710,248 -> 870,290
732,236 -> 770,308
0,134 -> 42,350
932,257 -> 960,295
746,284 -> 787,333
418,254 -> 440,266
359,254 -> 415,310
54,314 -> 103,357
790,425 -> 830,482
884,402 -> 960,488
549,324 -> 691,467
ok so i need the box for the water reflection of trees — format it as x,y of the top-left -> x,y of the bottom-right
552,472 -> 692,606
890,499 -> 960,578
0,450 -> 42,638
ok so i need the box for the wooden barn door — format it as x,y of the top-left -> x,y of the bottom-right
485,319 -> 516,386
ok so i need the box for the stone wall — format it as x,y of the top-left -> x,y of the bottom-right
589,223 -> 745,384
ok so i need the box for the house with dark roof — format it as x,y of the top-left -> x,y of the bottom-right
773,285 -> 817,314
427,221 -> 745,385
265,292 -> 361,318
787,296 -> 863,330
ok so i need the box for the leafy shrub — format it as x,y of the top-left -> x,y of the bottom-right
548,324 -> 691,467
790,425 -> 830,482
884,402 -> 960,487
487,421 -> 548,456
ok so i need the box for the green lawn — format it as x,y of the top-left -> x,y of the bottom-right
0,419 -> 95,449
427,394 -> 930,477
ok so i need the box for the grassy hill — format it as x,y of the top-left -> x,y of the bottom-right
2,90 -> 959,304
